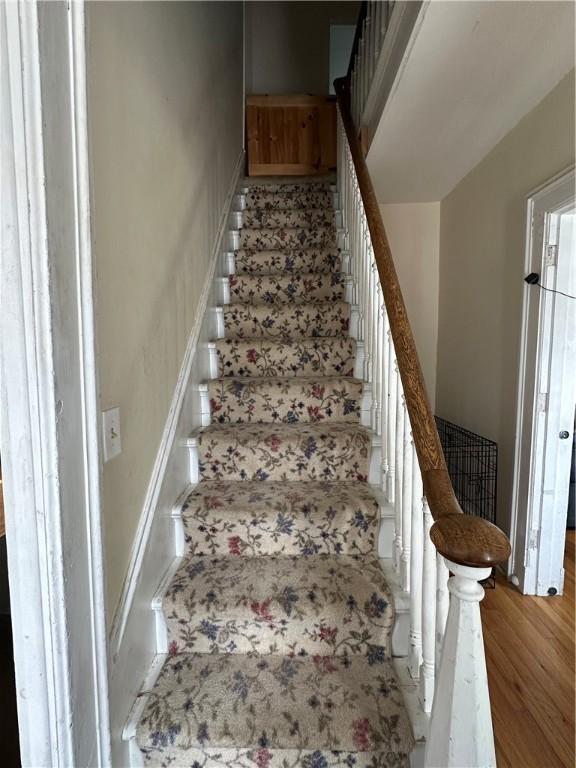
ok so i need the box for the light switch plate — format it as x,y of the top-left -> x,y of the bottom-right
102,407 -> 121,462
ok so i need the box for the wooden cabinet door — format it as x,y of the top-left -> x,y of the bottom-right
246,95 -> 336,176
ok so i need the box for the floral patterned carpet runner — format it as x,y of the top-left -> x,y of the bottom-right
136,180 -> 414,767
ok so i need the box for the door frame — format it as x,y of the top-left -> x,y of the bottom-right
509,167 -> 576,595
1,1 -> 110,764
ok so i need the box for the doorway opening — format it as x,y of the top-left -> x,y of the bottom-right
510,168 -> 576,596
329,24 -> 355,94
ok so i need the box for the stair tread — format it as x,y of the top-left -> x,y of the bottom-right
163,554 -> 393,656
240,225 -> 336,235
196,421 -> 371,483
195,420 -> 371,439
223,300 -> 350,340
208,375 -> 362,424
242,180 -> 333,192
240,225 -> 336,251
136,653 -> 413,761
179,479 -> 379,556
243,190 -> 333,210
234,247 -> 341,275
242,209 -> 335,229
215,336 -> 356,378
229,272 -> 346,304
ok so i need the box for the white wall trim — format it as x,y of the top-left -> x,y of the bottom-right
109,150 -> 244,661
2,3 -> 72,763
509,165 -> 576,591
68,3 -> 112,762
1,1 -> 110,764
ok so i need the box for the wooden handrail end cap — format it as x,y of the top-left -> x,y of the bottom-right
430,514 -> 511,569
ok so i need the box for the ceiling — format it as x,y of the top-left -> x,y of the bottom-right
367,0 -> 575,203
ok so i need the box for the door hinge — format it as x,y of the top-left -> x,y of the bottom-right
545,244 -> 558,266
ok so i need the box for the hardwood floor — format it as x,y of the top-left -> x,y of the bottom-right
481,530 -> 575,768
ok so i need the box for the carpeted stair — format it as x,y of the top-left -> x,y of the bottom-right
135,179 -> 414,767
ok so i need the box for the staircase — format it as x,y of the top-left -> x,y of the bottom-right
134,179 -> 415,766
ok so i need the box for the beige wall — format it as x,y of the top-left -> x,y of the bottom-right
380,203 -> 440,404
245,1 -> 359,95
436,69 -> 575,534
86,1 -> 243,616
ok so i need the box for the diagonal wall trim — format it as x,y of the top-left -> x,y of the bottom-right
108,150 -> 245,660
107,152 -> 244,766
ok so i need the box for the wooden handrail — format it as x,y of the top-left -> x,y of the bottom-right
334,76 -> 511,568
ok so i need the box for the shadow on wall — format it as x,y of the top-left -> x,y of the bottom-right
245,1 -> 360,95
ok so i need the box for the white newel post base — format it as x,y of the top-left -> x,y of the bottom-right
424,560 -> 496,768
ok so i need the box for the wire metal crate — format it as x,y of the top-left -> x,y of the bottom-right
435,417 -> 498,587
435,417 -> 497,523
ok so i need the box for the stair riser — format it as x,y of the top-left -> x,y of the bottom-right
214,338 -> 357,378
232,227 -> 344,252
205,339 -> 364,384
136,652 -> 413,762
132,745 -> 406,768
175,481 -> 382,557
181,511 -> 378,556
213,303 -> 356,338
235,189 -> 338,210
161,556 -> 393,657
163,613 -> 390,657
222,302 -> 350,341
225,248 -> 350,276
239,182 -> 335,195
239,210 -> 341,230
187,424 -> 381,483
228,273 -> 348,305
207,377 -> 362,425
196,378 -> 371,427
197,429 -> 371,482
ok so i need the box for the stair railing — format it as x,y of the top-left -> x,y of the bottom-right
349,1 -> 423,151
348,0 -> 391,129
335,75 -> 511,768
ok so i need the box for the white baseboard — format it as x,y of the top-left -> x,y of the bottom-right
107,150 -> 244,767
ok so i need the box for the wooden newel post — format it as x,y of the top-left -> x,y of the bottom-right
424,560 -> 496,768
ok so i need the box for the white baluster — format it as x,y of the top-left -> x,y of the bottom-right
386,339 -> 396,503
353,178 -> 362,330
420,498 -> 436,713
373,0 -> 382,58
371,285 -> 382,435
393,371 -> 404,570
435,553 -> 450,671
358,33 -> 366,119
381,0 -> 389,40
379,308 -> 389,488
401,399 -> 412,592
425,561 -> 496,768
352,59 -> 359,124
363,18 -> 370,110
364,11 -> 373,110
358,214 -> 366,346
409,457 -> 423,678
364,256 -> 375,382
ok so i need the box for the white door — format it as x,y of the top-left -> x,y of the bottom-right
511,169 -> 576,595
